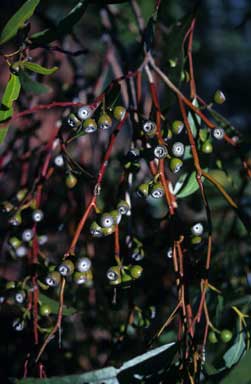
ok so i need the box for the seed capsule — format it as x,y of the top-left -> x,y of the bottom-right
57,260 -> 75,276
107,266 -> 121,285
45,271 -> 61,287
9,237 -> 22,249
169,157 -> 183,173
150,183 -> 164,199
171,120 -> 184,135
66,173 -> 78,189
12,319 -> 25,332
38,235 -> 48,245
77,106 -> 93,121
32,209 -> 44,223
16,245 -> 28,258
83,118 -> 97,133
15,290 -> 26,304
76,257 -> 92,273
54,154 -> 64,167
98,113 -> 112,130
9,212 -> 22,226
22,229 -> 33,242
137,182 -> 151,198
212,127 -> 224,140
39,304 -> 52,317
131,248 -> 144,261
90,221 -> 103,237
172,142 -> 185,157
73,271 -> 87,285
202,141 -> 213,154
100,213 -> 115,228
1,201 -> 14,213
191,222 -> 204,236
67,113 -> 81,129
130,265 -> 143,279
142,120 -> 157,137
117,200 -> 130,216
153,145 -> 168,159
191,235 -> 202,245
113,106 -> 126,121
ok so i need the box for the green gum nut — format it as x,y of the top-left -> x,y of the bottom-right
220,329 -> 233,343
171,120 -> 184,135
83,118 -> 97,133
117,200 -> 130,216
191,222 -> 204,236
73,271 -> 87,285
172,142 -> 185,158
137,182 -> 151,198
65,173 -> 78,189
57,259 -> 75,276
102,225 -> 115,236
121,270 -> 132,284
76,257 -> 92,273
16,188 -> 28,202
98,113 -> 112,130
15,290 -> 26,304
90,221 -> 103,238
208,331 -> 218,344
6,281 -> 16,290
130,265 -> 143,279
1,201 -> 14,213
191,235 -> 202,245
77,106 -> 93,121
39,304 -> 52,317
107,266 -> 121,285
213,90 -> 226,104
202,140 -> 213,154
153,145 -> 168,159
67,113 -> 81,130
9,211 -> 22,226
9,237 -> 22,249
212,127 -> 225,140
150,182 -> 164,199
113,106 -> 126,121
169,157 -> 183,173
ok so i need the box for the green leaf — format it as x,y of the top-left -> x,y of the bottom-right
23,62 -> 58,75
223,331 -> 246,368
0,73 -> 21,143
0,0 -> 40,45
39,293 -> 76,316
219,348 -> 251,384
30,1 -> 88,47
19,70 -> 51,95
176,170 -> 206,199
16,342 -> 176,383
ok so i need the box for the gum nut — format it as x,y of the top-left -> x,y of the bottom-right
154,145 -> 168,159
191,222 -> 204,236
9,237 -> 21,249
113,106 -> 126,121
213,90 -> 226,105
77,106 -> 92,121
22,229 -> 33,242
9,212 -> 22,226
171,120 -> 184,134
130,265 -> 143,279
110,210 -> 122,224
121,271 -> 132,283
220,329 -> 233,343
73,271 -> 87,285
100,213 -> 115,228
66,173 -> 78,189
83,118 -> 97,133
90,221 -> 103,237
150,183 -> 164,199
38,235 -> 48,245
45,271 -> 61,287
102,225 -> 115,236
107,266 -> 121,285
202,141 -> 213,154
169,157 -> 183,173
15,290 -> 26,304
32,209 -> 44,223
166,247 -> 173,258
58,260 -> 75,276
39,304 -> 51,317
1,201 -> 14,213
117,200 -> 130,215
54,154 -> 64,167
131,248 -> 144,261
12,319 -> 25,331
191,236 -> 202,245
67,113 -> 81,128
16,188 -> 28,202
76,257 -> 92,273
142,120 -> 157,135
213,127 -> 224,140
5,281 -> 16,290
137,182 -> 150,198
98,113 -> 112,130
16,245 -> 27,258
172,142 -> 185,157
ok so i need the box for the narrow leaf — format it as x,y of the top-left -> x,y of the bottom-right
39,293 -> 76,316
219,348 -> 251,384
0,125 -> 9,144
30,1 -> 88,47
223,332 -> 246,368
19,70 -> 51,95
176,170 -> 206,199
23,62 -> 58,75
187,98 -> 201,138
0,0 -> 40,45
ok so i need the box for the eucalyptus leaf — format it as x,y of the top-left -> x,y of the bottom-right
223,331 -> 246,368
219,348 -> 251,384
19,71 -> 51,95
187,98 -> 201,138
23,62 -> 58,75
30,1 -> 88,47
176,170 -> 206,199
0,125 -> 9,144
39,293 -> 77,316
0,0 -> 40,45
